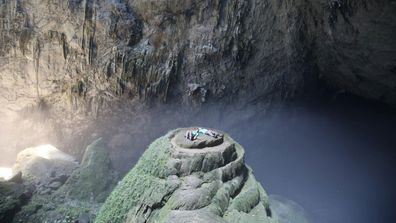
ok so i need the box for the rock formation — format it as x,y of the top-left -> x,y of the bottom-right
96,128 -> 277,223
0,139 -> 119,223
12,144 -> 78,192
0,0 -> 395,125
59,138 -> 119,203
313,0 -> 396,106
0,0 -> 395,163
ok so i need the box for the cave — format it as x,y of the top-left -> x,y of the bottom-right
0,0 -> 395,223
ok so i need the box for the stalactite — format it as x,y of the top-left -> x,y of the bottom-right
33,36 -> 41,99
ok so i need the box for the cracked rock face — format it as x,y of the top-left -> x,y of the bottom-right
313,0 -> 396,105
95,128 -> 278,223
0,0 -> 394,142
0,0 -> 395,163
0,0 -> 395,124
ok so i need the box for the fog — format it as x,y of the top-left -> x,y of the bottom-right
235,97 -> 396,223
1,93 -> 395,223
0,110 -> 60,167
96,93 -> 396,223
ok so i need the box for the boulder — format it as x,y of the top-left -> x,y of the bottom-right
95,128 -> 278,223
12,145 -> 78,189
59,138 -> 119,202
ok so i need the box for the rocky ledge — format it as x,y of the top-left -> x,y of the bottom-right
96,128 -> 278,223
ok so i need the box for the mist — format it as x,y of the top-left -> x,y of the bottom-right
91,93 -> 395,223
235,96 -> 396,223
115,94 -> 396,223
1,93 -> 395,223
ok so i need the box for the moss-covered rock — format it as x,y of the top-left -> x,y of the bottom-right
59,138 -> 119,202
96,128 -> 278,223
0,181 -> 32,222
13,192 -> 101,223
10,139 -> 119,223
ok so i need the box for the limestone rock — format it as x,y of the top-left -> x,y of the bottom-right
0,0 -> 395,161
12,145 -> 78,188
95,128 -> 277,223
0,0 -> 393,122
311,0 -> 396,106
59,138 -> 119,202
173,128 -> 224,149
2,140 -> 116,223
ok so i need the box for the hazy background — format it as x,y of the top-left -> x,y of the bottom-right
1,93 -> 395,223
234,95 -> 396,223
104,93 -> 396,223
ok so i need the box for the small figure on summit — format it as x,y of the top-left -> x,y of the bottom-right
185,128 -> 223,141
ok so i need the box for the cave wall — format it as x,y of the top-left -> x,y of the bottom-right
314,0 -> 396,105
0,0 -> 316,121
0,0 -> 143,121
0,0 -> 395,123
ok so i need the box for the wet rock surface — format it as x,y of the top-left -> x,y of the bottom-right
95,128 -> 277,223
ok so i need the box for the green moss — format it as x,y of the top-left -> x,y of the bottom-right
95,129 -> 277,223
95,134 -> 175,223
53,205 -> 80,221
0,181 -> 15,194
0,182 -> 26,222
60,138 -> 118,202
14,192 -> 101,223
228,175 -> 261,213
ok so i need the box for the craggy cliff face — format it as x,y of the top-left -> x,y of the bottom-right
313,0 -> 396,105
0,0 -> 395,121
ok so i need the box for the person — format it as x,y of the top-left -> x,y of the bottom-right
185,128 -> 223,141
185,130 -> 198,141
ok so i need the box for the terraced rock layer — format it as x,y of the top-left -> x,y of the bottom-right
96,128 -> 278,223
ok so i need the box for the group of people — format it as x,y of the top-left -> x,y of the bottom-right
185,128 -> 223,141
